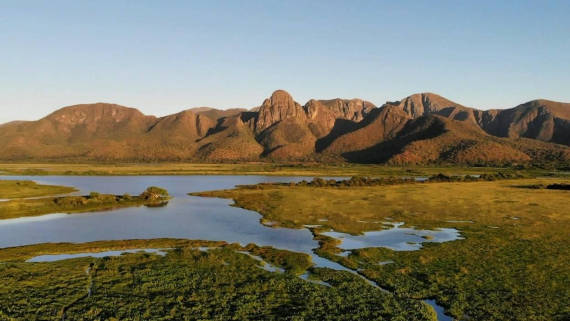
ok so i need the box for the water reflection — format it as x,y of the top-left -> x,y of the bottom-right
322,224 -> 462,251
27,248 -> 168,262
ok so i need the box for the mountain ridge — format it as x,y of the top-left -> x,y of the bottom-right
0,90 -> 568,165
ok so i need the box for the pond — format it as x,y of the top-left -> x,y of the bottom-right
26,248 -> 168,262
322,222 -> 462,251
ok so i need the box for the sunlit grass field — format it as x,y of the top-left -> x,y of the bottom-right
0,180 -> 76,199
196,178 -> 570,320
194,178 -> 570,234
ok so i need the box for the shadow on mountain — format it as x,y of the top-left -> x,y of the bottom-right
240,111 -> 257,124
342,116 -> 446,163
315,109 -> 383,152
199,117 -> 229,141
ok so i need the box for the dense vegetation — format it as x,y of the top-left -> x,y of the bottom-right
196,178 -> 570,320
0,180 -> 76,199
0,186 -> 170,220
0,240 -> 437,321
236,172 -> 527,189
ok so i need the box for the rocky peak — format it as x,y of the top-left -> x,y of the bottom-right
305,98 -> 375,121
255,90 -> 306,132
391,93 -> 463,118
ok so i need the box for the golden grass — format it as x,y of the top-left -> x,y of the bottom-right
0,180 -> 76,199
195,178 -> 570,235
195,178 -> 570,320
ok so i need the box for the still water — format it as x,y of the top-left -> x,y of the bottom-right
0,176 -> 319,253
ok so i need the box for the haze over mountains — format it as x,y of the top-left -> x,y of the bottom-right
0,90 -> 568,165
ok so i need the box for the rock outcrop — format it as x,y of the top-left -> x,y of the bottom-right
305,98 -> 374,138
255,90 -> 306,132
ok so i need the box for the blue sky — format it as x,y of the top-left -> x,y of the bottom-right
1,0 -> 569,123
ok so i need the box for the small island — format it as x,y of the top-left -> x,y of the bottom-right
0,186 -> 170,220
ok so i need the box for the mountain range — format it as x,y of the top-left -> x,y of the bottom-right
0,90 -> 568,165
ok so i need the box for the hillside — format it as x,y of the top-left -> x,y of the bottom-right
386,93 -> 570,146
0,91 -> 568,165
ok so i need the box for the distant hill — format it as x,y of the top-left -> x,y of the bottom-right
0,90 -> 568,165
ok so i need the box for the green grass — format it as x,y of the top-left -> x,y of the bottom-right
195,178 -> 570,321
0,162 -> 566,177
0,180 -> 76,199
0,186 -> 170,220
0,240 -> 437,321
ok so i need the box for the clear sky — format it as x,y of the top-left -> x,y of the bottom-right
1,0 -> 569,123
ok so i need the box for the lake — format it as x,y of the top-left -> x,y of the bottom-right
0,175 -> 319,253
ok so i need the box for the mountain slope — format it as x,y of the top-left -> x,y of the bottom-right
389,93 -> 479,123
194,115 -> 263,161
478,100 -> 570,145
321,106 -> 410,154
188,107 -> 246,121
0,103 -> 157,159
342,115 -> 536,164
388,94 -> 570,146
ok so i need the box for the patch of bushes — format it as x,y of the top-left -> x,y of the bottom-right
546,183 -> 570,190
296,176 -> 416,187
139,186 -> 169,201
428,172 -> 524,182
290,172 -> 526,188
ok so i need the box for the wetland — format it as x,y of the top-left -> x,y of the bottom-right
0,172 -> 568,320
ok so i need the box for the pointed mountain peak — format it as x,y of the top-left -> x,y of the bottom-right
255,90 -> 305,132
262,90 -> 297,109
269,89 -> 294,101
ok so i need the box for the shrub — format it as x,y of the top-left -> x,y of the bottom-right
139,186 -> 169,201
546,183 -> 570,190
54,196 -> 88,207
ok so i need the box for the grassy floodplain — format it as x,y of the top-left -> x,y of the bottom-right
0,180 -> 76,199
0,186 -> 170,220
0,239 -> 437,321
0,162 -> 567,177
195,177 -> 570,321
0,167 -> 568,320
